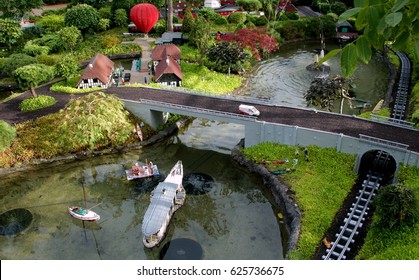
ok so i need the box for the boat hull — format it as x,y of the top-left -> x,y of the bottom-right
126,164 -> 159,180
68,206 -> 100,222
141,160 -> 185,248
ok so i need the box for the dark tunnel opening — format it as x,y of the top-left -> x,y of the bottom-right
358,150 -> 397,185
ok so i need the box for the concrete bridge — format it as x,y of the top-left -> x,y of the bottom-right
106,87 -> 419,171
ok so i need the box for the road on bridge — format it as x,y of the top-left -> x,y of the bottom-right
106,87 -> 419,153
1,85 -> 418,152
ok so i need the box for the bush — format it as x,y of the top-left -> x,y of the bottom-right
99,6 -> 112,20
32,34 -> 63,53
254,15 -> 268,26
0,54 -> 37,76
22,41 -> 50,56
37,14 -> 65,33
113,8 -> 128,27
100,35 -> 121,49
228,12 -> 247,24
36,54 -> 60,66
98,18 -> 111,31
0,120 -> 16,152
19,95 -> 57,112
374,183 -> 418,229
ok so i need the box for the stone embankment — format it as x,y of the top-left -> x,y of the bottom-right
231,139 -> 301,257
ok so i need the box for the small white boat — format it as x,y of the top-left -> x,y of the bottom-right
141,160 -> 186,248
68,206 -> 100,222
125,161 -> 159,180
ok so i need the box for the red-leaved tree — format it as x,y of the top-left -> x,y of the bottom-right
221,26 -> 279,60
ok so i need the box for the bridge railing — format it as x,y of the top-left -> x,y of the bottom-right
370,114 -> 416,129
122,98 -> 259,121
142,85 -> 272,106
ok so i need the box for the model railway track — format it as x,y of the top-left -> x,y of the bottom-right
391,51 -> 411,121
322,151 -> 391,260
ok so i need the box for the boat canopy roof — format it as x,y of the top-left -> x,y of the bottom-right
142,181 -> 180,236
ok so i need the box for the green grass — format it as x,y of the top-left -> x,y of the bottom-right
180,61 -> 243,94
357,165 -> 419,260
242,142 -> 357,259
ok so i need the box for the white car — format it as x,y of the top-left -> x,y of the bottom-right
239,104 -> 260,116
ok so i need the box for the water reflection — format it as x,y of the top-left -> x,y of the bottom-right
0,135 -> 285,260
245,41 -> 388,114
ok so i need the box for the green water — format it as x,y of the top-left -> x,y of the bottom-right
0,122 -> 286,260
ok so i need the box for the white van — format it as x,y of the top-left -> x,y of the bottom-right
239,104 -> 260,116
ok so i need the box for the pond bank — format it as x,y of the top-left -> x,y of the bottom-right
231,139 -> 301,258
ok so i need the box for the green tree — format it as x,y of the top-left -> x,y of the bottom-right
321,0 -> 419,77
37,14 -> 65,33
0,53 -> 37,76
189,17 -> 212,65
236,0 -> 262,12
0,18 -> 23,51
55,55 -> 79,85
70,0 -> 109,10
207,41 -> 250,75
374,183 -> 418,229
22,41 -> 50,56
13,64 -> 55,98
0,120 -> 16,153
304,75 -> 352,113
57,92 -> 134,151
57,26 -> 81,54
0,0 -> 43,19
113,8 -> 128,27
64,4 -> 100,36
181,9 -> 194,33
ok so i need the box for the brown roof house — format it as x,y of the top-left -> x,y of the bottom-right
151,44 -> 182,87
76,54 -> 114,89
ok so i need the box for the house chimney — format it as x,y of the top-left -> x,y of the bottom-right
166,56 -> 170,65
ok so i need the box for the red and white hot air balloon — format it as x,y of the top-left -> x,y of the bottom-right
130,3 -> 159,34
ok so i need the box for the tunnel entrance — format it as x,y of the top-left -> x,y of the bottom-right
358,150 -> 397,185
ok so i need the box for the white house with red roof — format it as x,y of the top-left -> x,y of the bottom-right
76,54 -> 114,89
151,44 -> 182,87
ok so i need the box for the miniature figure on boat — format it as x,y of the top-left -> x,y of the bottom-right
126,160 -> 159,180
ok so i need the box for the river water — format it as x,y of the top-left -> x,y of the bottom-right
0,41 -> 389,260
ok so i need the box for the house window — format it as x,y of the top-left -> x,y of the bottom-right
93,78 -> 98,83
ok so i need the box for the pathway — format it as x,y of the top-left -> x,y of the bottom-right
123,37 -> 155,85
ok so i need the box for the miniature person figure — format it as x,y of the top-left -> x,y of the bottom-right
304,147 -> 309,162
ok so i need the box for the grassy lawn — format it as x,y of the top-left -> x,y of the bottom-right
242,142 -> 419,260
356,165 -> 419,259
241,142 -> 358,259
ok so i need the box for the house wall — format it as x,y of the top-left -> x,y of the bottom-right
157,74 -> 182,87
77,77 -> 111,89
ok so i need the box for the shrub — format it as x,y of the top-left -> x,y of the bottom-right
23,41 -> 50,56
19,95 -> 57,112
98,18 -> 111,31
0,54 -> 37,76
374,183 -> 418,229
99,6 -> 112,20
32,34 -> 63,53
0,120 -> 16,152
254,15 -> 268,26
113,8 -> 128,27
37,14 -> 65,33
228,12 -> 247,24
36,54 -> 60,66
